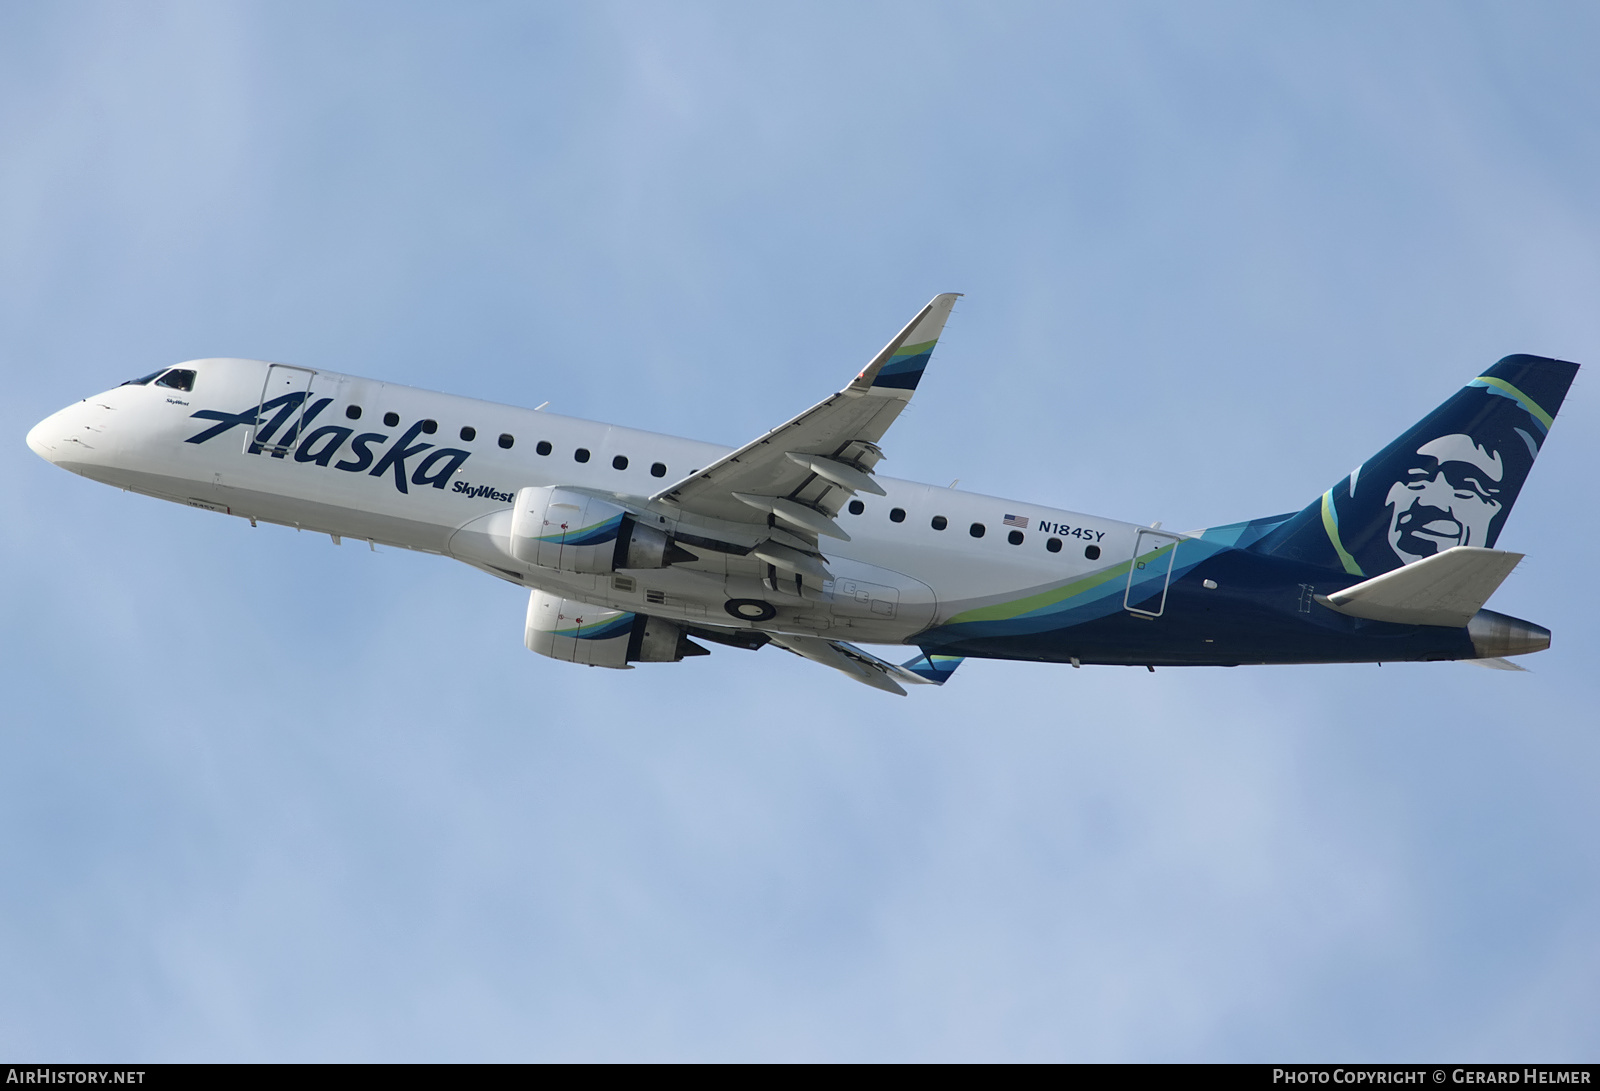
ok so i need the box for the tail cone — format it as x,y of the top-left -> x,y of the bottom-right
1468,608 -> 1551,658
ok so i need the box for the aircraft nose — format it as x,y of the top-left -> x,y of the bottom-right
26,409 -> 65,462
27,398 -> 122,479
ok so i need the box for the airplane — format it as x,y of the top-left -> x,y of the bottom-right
26,294 -> 1578,694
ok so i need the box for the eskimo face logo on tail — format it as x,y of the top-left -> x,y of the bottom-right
1333,378 -> 1549,576
1383,434 -> 1504,563
185,393 -> 473,495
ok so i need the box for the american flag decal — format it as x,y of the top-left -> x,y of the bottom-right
1003,514 -> 1028,529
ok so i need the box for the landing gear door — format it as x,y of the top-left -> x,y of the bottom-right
246,364 -> 320,456
1124,528 -> 1182,618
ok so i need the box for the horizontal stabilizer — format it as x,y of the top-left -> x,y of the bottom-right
1466,656 -> 1529,672
1319,546 -> 1523,627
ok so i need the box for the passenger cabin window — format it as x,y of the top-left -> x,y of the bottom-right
848,500 -> 865,516
498,433 -> 515,449
1046,537 -> 1062,553
536,441 -> 551,455
346,405 -> 362,420
575,448 -> 591,463
383,412 -> 400,427
650,462 -> 667,478
970,522 -> 986,538
459,426 -> 476,441
121,369 -> 167,387
1085,545 -> 1101,560
154,369 -> 196,392
1008,530 -> 1025,545
890,507 -> 906,523
612,455 -> 628,470
931,515 -> 948,531
420,419 -> 437,434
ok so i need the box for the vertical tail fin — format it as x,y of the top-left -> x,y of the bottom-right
1254,354 -> 1578,576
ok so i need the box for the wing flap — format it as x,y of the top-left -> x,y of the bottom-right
769,634 -> 908,695
785,452 -> 887,496
751,540 -> 833,580
767,635 -> 962,695
1320,546 -> 1523,627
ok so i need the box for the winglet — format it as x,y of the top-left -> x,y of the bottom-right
851,293 -> 961,394
900,651 -> 964,685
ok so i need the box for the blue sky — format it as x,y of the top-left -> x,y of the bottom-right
3,1 -> 1598,1061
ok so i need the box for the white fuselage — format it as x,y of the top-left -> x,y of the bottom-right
28,358 -> 1146,645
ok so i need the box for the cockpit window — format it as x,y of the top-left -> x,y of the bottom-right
154,369 -> 196,392
121,369 -> 167,387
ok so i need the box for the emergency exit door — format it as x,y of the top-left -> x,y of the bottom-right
1124,528 -> 1183,618
246,364 -> 320,456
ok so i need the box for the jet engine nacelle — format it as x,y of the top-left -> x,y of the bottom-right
524,589 -> 709,669
509,485 -> 688,575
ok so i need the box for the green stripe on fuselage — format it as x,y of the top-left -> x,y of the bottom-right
944,542 -> 1178,626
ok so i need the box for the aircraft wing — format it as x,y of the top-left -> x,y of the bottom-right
651,293 -> 961,548
766,634 -> 964,695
